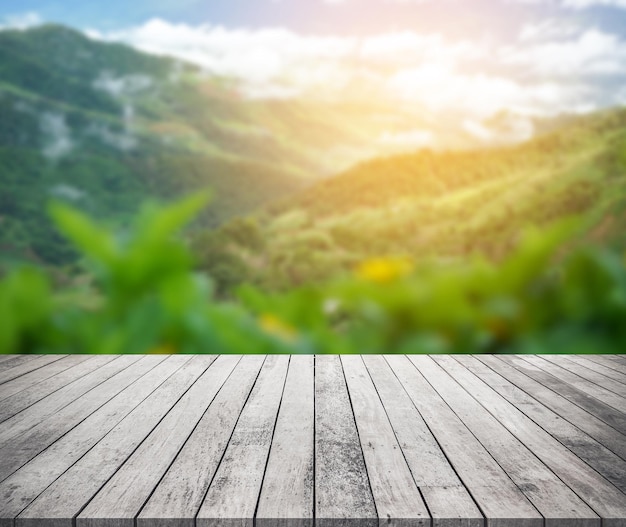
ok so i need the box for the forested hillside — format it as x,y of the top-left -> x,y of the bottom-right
0,24 -> 454,267
196,107 -> 626,292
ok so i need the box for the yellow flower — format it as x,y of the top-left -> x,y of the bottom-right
148,343 -> 177,354
259,313 -> 297,342
355,257 -> 414,283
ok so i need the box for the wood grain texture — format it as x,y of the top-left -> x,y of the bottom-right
0,355 -> 119,424
564,356 -> 626,385
18,355 -> 213,527
342,355 -> 429,527
0,356 -> 192,525
77,356 -> 238,527
0,355 -> 66,386
0,355 -> 91,403
522,355 -> 626,412
455,355 -> 626,492
195,355 -> 290,527
386,355 -> 542,527
0,356 -> 158,482
481,355 -> 626,460
363,355 -> 483,527
433,355 -> 626,524
315,355 -> 377,527
0,354 -> 624,527
499,355 -> 626,433
415,355 -> 599,527
540,355 -> 626,398
256,356 -> 314,527
138,355 -> 265,527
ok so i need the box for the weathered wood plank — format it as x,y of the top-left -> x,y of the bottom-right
362,355 -> 483,527
76,355 -> 241,527
584,356 -> 626,374
137,355 -> 265,527
522,355 -> 626,412
412,356 -> 600,527
386,355 -> 542,527
17,356 -> 216,527
540,355 -> 626,397
256,356 -> 314,527
0,355 -> 194,526
0,355 -> 92,402
195,355 -> 290,527
566,356 -> 626,385
0,355 -> 21,365
315,355 -> 377,527
479,355 -> 626,461
604,355 -> 626,367
342,355 -> 430,527
0,355 -> 66,386
433,355 -> 626,526
499,355 -> 626,433
0,355 -> 39,372
0,355 -> 119,424
452,355 -> 626,492
0,356 -> 161,482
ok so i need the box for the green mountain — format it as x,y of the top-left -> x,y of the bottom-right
0,24 -> 446,267
195,107 -> 626,292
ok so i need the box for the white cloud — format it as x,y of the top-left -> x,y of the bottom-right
0,11 -> 43,31
91,18 -> 625,122
40,112 -> 74,160
501,29 -> 626,76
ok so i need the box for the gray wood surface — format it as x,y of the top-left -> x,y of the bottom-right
414,356 -> 599,526
256,356 -> 314,527
455,355 -> 626,492
432,356 -> 626,523
0,354 -> 624,527
315,355 -> 377,527
18,355 -> 214,527
0,355 -> 66,386
1,355 -> 193,524
0,355 -> 92,402
540,355 -> 626,397
499,355 -> 626,433
0,355 -> 159,482
565,356 -> 626,385
479,355 -> 626,460
521,355 -> 626,412
0,355 -> 39,373
341,355 -> 430,527
386,355 -> 542,527
195,356 -> 289,527
139,356 -> 265,527
584,355 -> 626,374
77,356 -> 238,527
0,355 -> 119,424
363,355 -> 483,527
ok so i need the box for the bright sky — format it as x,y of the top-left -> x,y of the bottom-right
2,0 -> 626,121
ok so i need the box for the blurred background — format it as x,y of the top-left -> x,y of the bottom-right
1,0 -> 625,355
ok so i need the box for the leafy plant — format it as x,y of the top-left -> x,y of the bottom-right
1,197 -> 624,355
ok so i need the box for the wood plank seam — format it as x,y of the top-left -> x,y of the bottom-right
191,357 -> 268,525
378,355 -> 486,527
359,356 -> 434,522
497,355 -> 626,434
1,355 -> 198,526
338,355 -> 378,522
131,356 -> 241,525
433,356 -> 626,524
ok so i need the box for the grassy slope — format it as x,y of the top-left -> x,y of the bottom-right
197,107 -> 626,292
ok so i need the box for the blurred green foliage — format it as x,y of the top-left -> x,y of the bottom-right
1,197 -> 624,355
